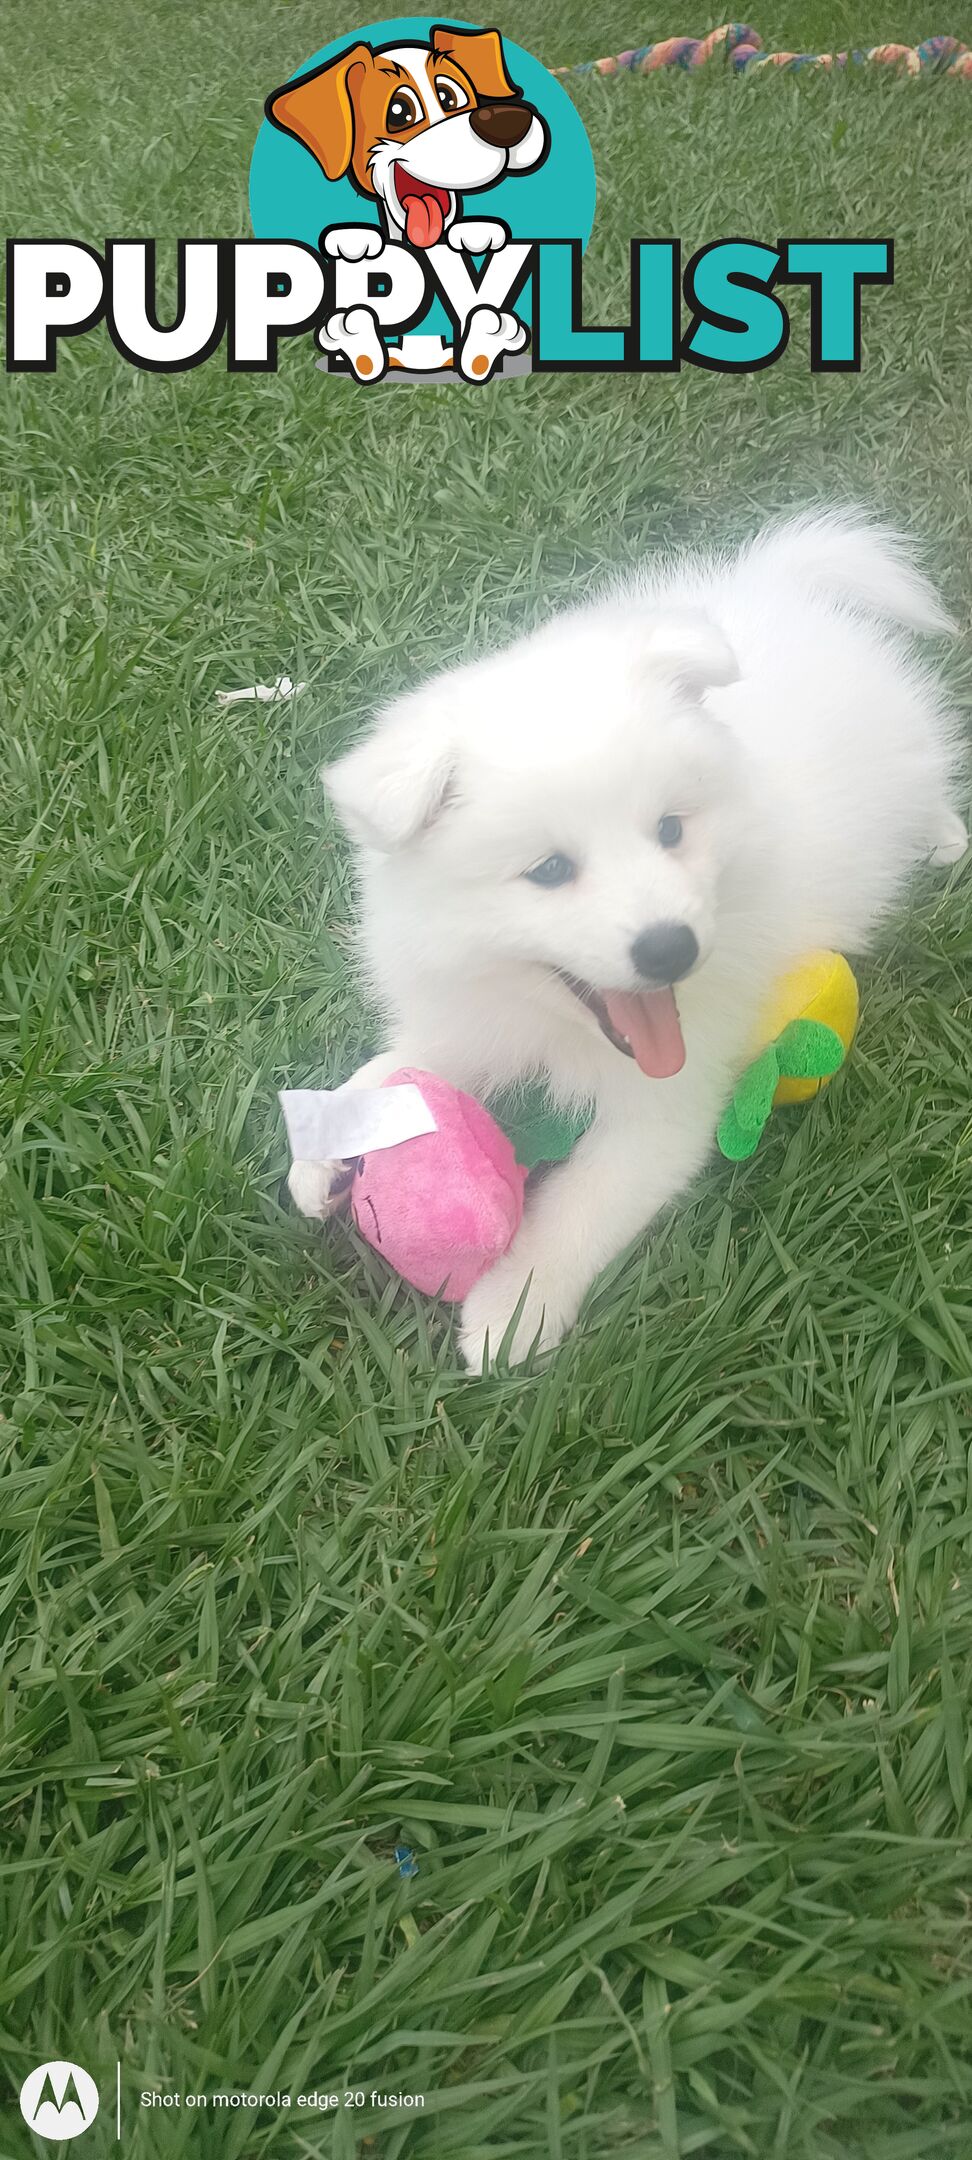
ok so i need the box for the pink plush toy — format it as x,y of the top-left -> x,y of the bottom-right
349,1069 -> 526,1299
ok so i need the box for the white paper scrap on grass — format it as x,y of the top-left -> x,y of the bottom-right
279,1083 -> 437,1162
216,676 -> 306,705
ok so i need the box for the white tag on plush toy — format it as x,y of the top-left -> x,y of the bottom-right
279,1083 -> 437,1161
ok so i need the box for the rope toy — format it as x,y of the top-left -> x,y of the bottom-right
554,24 -> 972,80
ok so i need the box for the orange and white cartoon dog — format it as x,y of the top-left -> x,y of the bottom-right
266,24 -> 548,380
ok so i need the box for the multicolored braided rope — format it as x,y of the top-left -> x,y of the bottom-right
553,23 -> 972,77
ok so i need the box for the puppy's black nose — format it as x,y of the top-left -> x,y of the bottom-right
631,923 -> 699,984
469,100 -> 534,148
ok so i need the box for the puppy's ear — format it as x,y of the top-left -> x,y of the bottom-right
323,696 -> 455,851
644,611 -> 739,700
266,44 -> 372,182
431,24 -> 520,100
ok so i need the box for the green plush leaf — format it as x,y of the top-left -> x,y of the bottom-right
776,1018 -> 846,1082
488,1084 -> 594,1169
716,1047 -> 781,1162
727,1046 -> 781,1135
717,1100 -> 764,1161
718,1015 -> 850,1162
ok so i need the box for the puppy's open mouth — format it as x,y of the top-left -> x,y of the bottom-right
559,973 -> 686,1078
394,167 -> 452,248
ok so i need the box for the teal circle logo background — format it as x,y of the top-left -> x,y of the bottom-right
249,18 -> 596,252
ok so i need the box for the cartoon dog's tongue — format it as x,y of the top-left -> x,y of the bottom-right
404,191 -> 445,247
395,171 -> 450,249
602,988 -> 686,1078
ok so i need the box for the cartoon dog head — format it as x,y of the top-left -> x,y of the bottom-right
266,23 -> 548,248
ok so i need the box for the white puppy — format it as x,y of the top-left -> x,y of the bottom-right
292,513 -> 967,1367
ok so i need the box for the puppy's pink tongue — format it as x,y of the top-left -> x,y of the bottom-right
603,988 -> 686,1078
404,192 -> 445,248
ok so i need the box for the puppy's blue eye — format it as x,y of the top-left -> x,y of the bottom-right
658,815 -> 683,849
525,852 -> 576,888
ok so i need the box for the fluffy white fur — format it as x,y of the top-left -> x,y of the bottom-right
292,513 -> 968,1368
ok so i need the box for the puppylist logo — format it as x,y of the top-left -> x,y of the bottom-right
255,19 -> 563,381
5,14 -> 893,380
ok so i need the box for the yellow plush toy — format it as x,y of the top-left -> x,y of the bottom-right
718,951 -> 859,1159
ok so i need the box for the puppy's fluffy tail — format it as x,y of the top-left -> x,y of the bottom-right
745,510 -> 955,634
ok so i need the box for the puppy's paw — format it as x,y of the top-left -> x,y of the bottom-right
316,307 -> 387,381
458,1255 -> 577,1372
457,305 -> 527,383
927,810 -> 969,867
447,219 -> 507,255
287,1158 -> 356,1221
321,227 -> 384,263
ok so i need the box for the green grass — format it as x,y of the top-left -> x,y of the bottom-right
2,2 -> 972,2154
